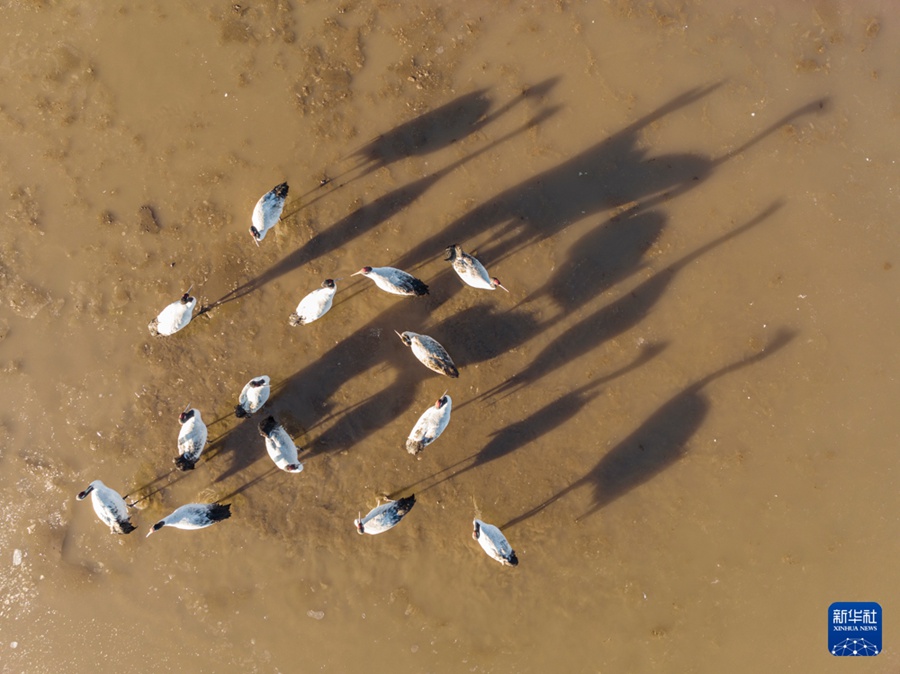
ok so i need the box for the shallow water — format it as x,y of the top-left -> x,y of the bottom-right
2,1 -> 899,672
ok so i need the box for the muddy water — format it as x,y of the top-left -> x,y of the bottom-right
1,1 -> 899,672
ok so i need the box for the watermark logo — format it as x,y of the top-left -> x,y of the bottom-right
828,602 -> 881,656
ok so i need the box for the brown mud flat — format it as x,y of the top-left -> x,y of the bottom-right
1,2 -> 899,673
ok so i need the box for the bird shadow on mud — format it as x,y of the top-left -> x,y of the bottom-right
215,465 -> 282,503
208,89 -> 819,478
479,200 -> 785,402
263,303 -> 439,455
205,413 -> 274,485
123,406 -> 248,504
277,88 -> 496,214
198,86 -> 561,316
345,78 -> 558,182
391,83 -> 722,273
500,328 -> 796,530
123,467 -> 186,506
283,81 -> 558,213
287,265 -> 557,456
305,372 -> 424,457
391,87 -> 828,303
389,343 -> 666,498
427,297 -> 542,368
521,207 -> 666,313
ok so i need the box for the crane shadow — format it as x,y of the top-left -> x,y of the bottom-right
306,368 -> 429,457
347,78 -> 558,181
391,88 -> 828,279
203,89 -> 817,471
286,266 -> 547,456
521,208 -> 666,312
480,200 -> 784,401
272,273 -> 539,458
123,466 -> 180,505
198,95 -> 560,315
389,345 -> 666,498
215,465 -> 282,502
207,415 -> 272,484
390,83 -> 722,272
501,328 -> 796,529
427,300 -> 541,368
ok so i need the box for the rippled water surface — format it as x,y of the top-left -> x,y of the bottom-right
2,1 -> 899,672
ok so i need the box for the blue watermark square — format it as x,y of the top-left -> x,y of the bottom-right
829,602 -> 882,656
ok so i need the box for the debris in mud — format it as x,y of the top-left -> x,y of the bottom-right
0,360 -> 22,375
0,264 -> 51,318
7,186 -> 41,230
99,210 -> 116,227
184,200 -> 230,233
214,1 -> 296,45
139,205 -> 161,233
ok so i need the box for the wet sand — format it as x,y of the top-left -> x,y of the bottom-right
2,1 -> 900,672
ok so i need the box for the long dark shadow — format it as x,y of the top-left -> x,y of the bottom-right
417,382 -> 605,497
198,106 -> 560,315
124,469 -> 192,507
713,98 -> 830,166
461,337 -> 665,412
209,417 -> 271,484
306,373 -> 423,457
215,465 -> 282,502
480,200 -> 784,401
123,467 -> 178,502
391,90 -> 828,283
347,79 -> 558,180
281,80 -> 560,216
501,328 -> 796,529
279,89 -> 492,219
390,83 -> 724,272
427,300 -> 542,368
522,209 -> 666,312
391,342 -> 667,498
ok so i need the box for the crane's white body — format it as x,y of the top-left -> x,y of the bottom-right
76,480 -> 135,534
150,293 -> 196,336
473,519 -> 518,566
236,376 -> 270,417
146,503 -> 231,536
251,183 -> 288,243
176,408 -> 208,469
446,245 -> 508,292
259,416 -> 304,473
290,281 -> 336,325
355,495 -> 416,535
352,266 -> 429,296
398,331 -> 459,378
406,395 -> 452,455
